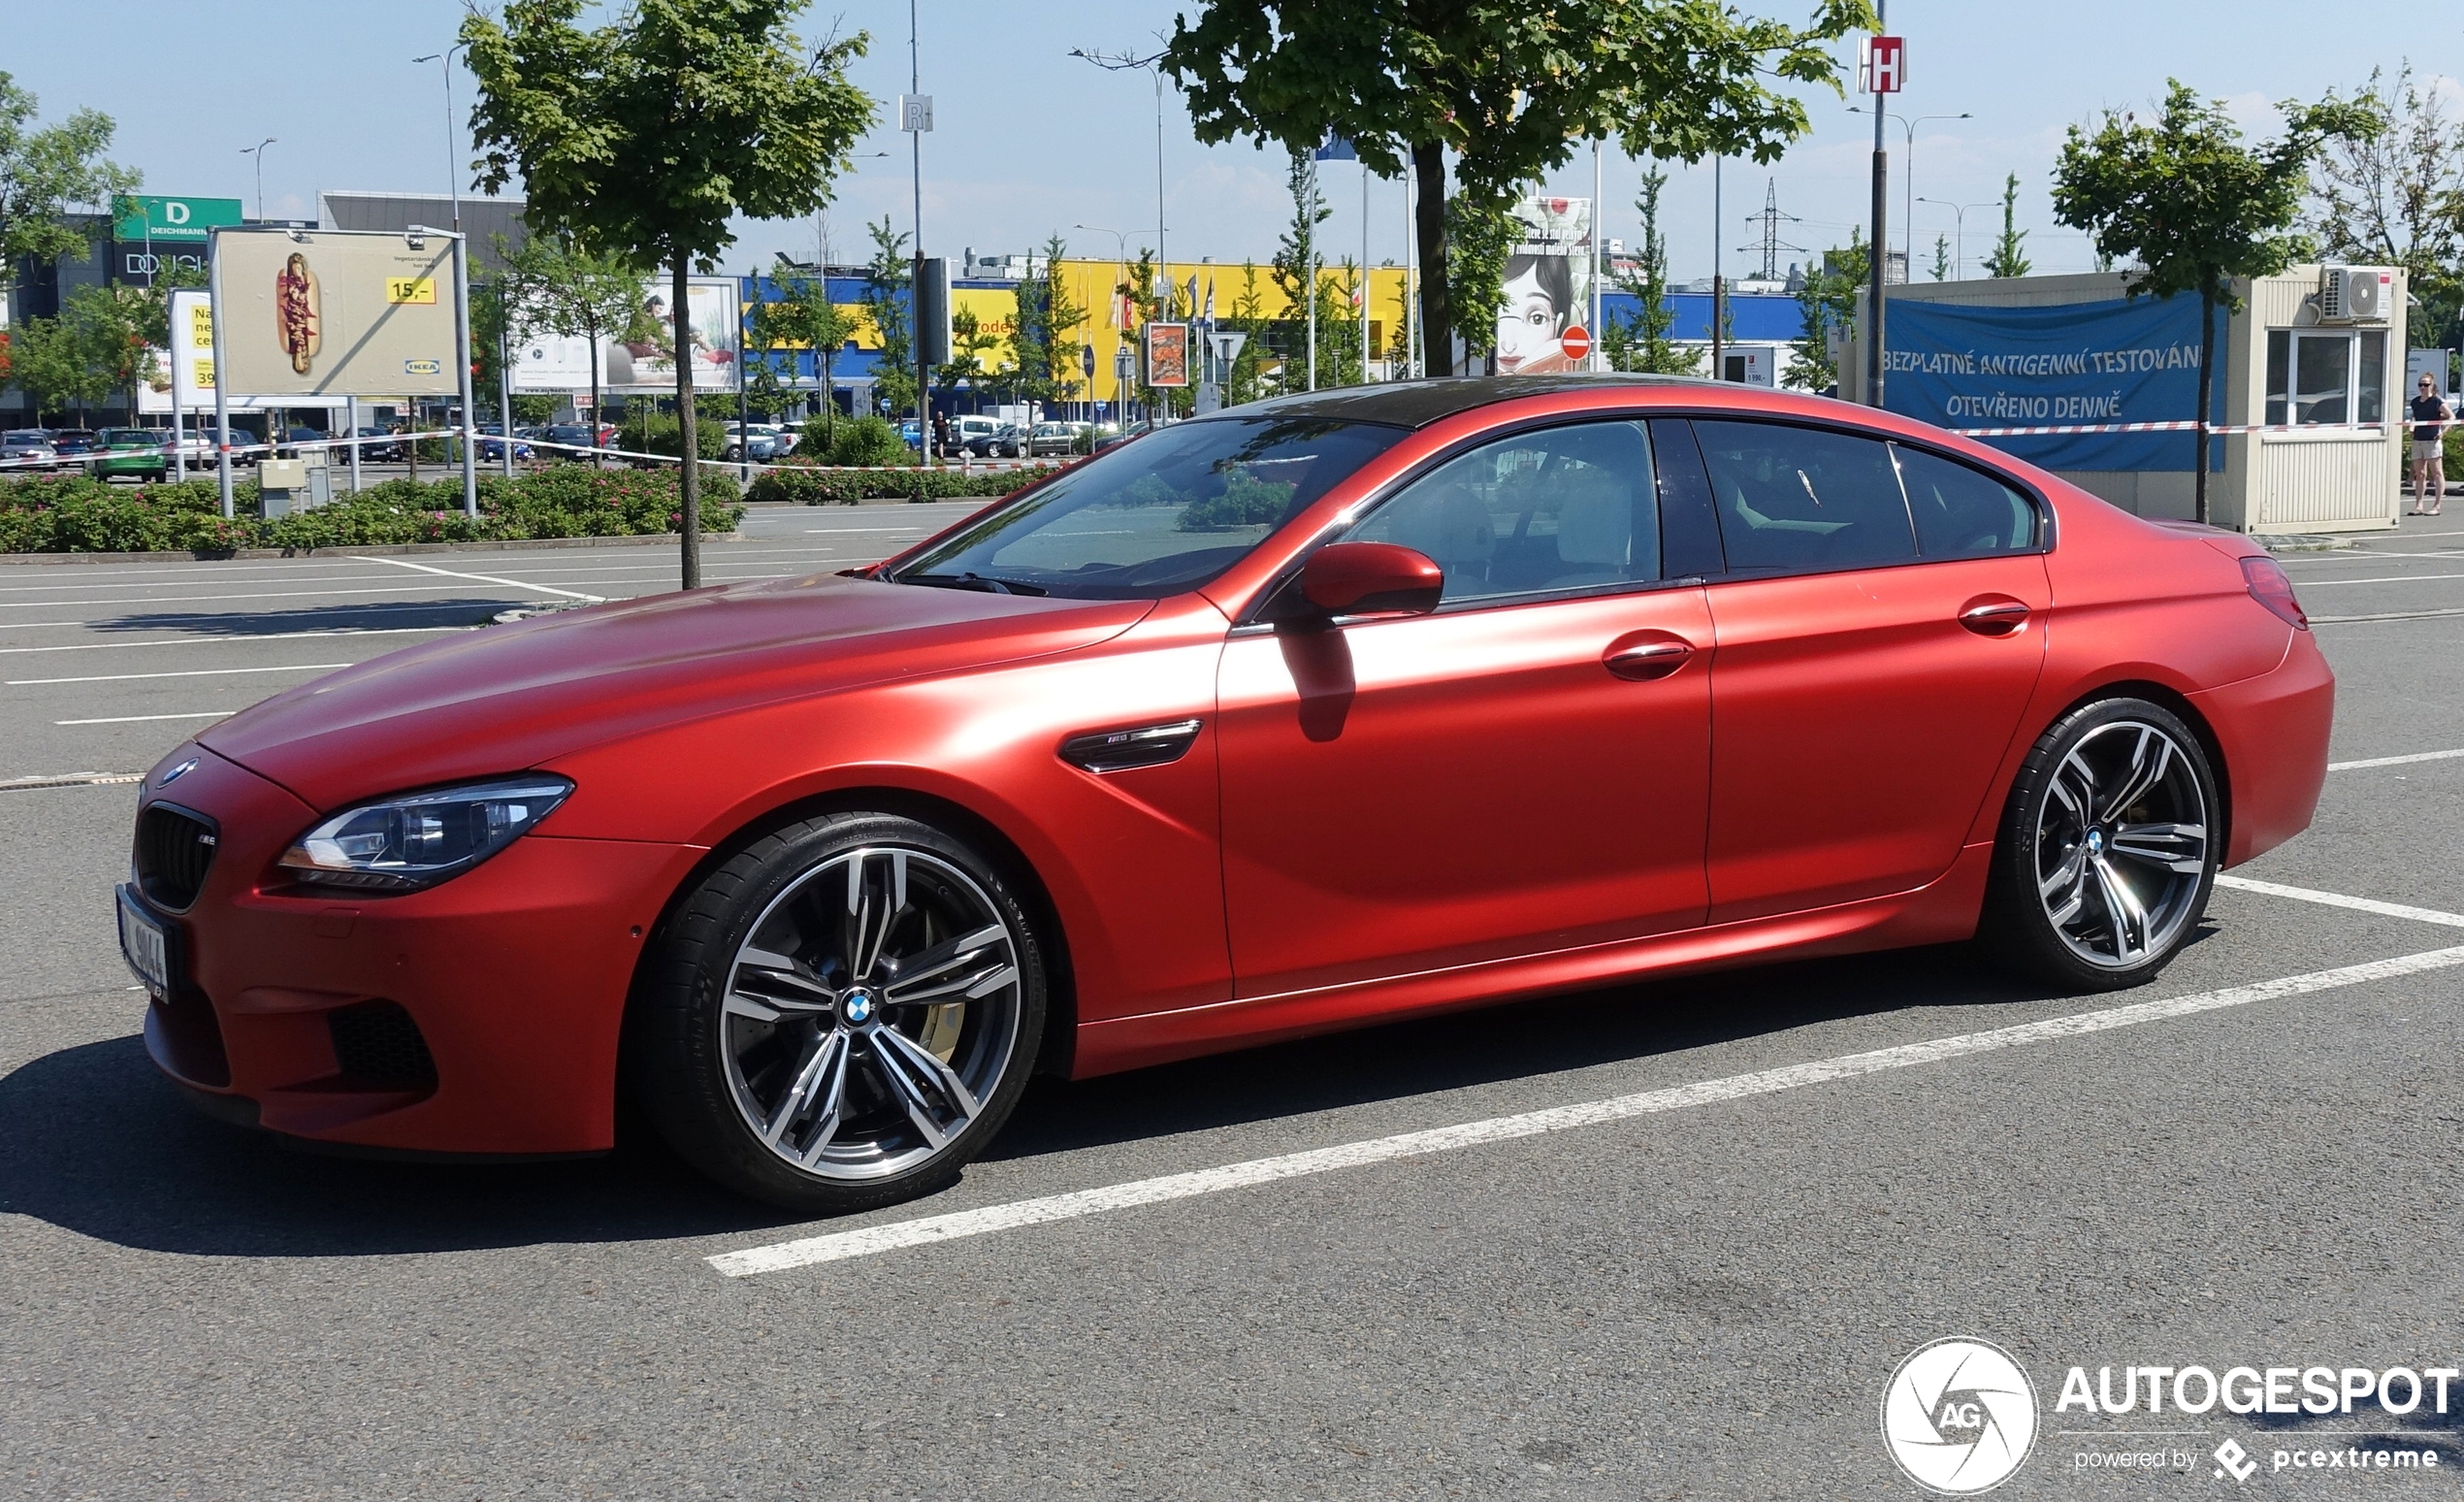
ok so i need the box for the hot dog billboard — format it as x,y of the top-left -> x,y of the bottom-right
212,228 -> 461,397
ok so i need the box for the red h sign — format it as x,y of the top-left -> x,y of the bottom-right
1861,36 -> 1906,94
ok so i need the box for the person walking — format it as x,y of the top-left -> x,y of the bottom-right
2410,374 -> 2449,516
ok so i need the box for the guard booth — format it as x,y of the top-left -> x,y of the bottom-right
1844,267 -> 2407,535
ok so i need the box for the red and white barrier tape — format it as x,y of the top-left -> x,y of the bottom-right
1954,417 -> 2454,439
0,429 -> 1059,477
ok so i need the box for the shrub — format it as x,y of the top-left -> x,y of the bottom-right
826,414 -> 916,468
2445,423 -> 2464,481
745,462 -> 1056,506
0,469 -> 743,553
618,408 -> 728,462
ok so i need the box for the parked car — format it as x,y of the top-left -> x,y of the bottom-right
945,414 -> 1003,457
722,422 -> 782,462
1028,421 -> 1092,457
116,375 -> 2334,1214
896,417 -> 924,449
1,430 -> 59,469
474,423 -> 535,463
92,428 -> 172,482
536,423 -> 601,460
272,427 -> 333,459
49,428 -> 101,459
333,427 -> 401,464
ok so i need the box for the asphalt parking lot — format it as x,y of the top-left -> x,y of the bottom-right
7,506 -> 2464,1498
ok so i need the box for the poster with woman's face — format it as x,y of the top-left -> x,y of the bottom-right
1495,196 -> 1594,376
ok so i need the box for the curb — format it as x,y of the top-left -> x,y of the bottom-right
0,532 -> 744,566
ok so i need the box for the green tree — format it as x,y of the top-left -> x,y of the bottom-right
860,215 -> 917,426
1011,235 -> 1088,408
6,283 -> 140,422
463,0 -> 873,585
1604,166 -> 1694,375
1270,149 -> 1333,389
2309,63 -> 2464,352
747,257 -> 859,441
1,77 -> 138,270
2054,81 -> 2378,520
1162,1 -> 1868,373
1788,230 -> 1867,393
1984,173 -> 2032,279
1929,234 -> 1951,281
1225,261 -> 1274,404
497,230 -> 647,462
935,305 -> 997,408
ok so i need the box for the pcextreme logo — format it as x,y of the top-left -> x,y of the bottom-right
1881,1338 -> 2040,1494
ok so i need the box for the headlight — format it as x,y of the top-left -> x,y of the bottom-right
278,774 -> 573,892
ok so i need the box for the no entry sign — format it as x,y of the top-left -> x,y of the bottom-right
1560,325 -> 1592,363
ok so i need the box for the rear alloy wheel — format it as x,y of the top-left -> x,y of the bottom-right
633,812 -> 1046,1213
1985,698 -> 2218,991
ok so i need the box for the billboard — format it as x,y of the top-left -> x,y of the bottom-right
509,278 -> 741,394
1145,321 -> 1189,388
1495,196 -> 1594,376
167,287 -> 340,412
1882,295 -> 2229,471
213,228 -> 461,398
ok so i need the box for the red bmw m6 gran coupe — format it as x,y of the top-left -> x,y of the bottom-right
117,376 -> 2331,1211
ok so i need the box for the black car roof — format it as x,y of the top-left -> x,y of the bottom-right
1195,374 -> 1728,430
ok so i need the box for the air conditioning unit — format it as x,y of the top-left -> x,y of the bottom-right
2318,266 -> 2392,323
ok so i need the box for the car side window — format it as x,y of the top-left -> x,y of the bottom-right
1347,420 -> 1662,603
1691,419 -> 1918,572
1892,443 -> 2039,557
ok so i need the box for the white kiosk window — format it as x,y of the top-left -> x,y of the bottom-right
2265,328 -> 2386,427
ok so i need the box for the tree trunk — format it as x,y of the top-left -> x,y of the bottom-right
1411,142 -> 1450,377
673,258 -> 701,589
2194,282 -> 2215,526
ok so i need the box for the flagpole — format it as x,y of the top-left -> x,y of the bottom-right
1361,159 -> 1371,382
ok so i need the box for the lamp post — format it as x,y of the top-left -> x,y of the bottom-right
240,139 -> 276,220
1076,222 -> 1132,418
1072,48 -> 1172,422
1847,106 -> 1969,269
1916,197 -> 1999,279
409,47 -> 467,233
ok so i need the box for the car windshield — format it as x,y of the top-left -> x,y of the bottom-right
891,416 -> 1406,600
99,429 -> 152,444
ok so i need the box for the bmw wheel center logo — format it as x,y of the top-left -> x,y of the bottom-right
1882,1337 -> 2040,1494
842,989 -> 876,1027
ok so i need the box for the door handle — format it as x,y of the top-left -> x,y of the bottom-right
1604,641 -> 1695,680
1959,600 -> 2031,637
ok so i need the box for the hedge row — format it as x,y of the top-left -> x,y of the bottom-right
0,470 -> 745,554
746,462 -> 1057,506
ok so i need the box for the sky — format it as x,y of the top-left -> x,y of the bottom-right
6,1 -> 2449,286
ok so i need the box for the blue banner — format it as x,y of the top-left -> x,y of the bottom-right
1883,294 -> 2226,471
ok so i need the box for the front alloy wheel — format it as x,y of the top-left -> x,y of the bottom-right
1986,699 -> 2219,990
633,812 -> 1046,1212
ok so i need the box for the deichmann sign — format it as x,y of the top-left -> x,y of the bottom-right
212,228 -> 461,398
113,195 -> 243,245
1881,295 -> 2229,472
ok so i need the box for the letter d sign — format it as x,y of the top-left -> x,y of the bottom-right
1861,36 -> 1905,94
164,200 -> 191,225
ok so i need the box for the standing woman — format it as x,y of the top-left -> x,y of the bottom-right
2411,373 -> 2449,516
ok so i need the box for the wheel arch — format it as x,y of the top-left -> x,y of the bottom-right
1999,677 -> 2233,860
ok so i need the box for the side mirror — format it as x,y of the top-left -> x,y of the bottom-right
1300,540 -> 1444,618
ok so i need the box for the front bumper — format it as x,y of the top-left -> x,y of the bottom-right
131,746 -> 705,1156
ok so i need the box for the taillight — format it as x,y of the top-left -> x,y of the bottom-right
2241,555 -> 2308,630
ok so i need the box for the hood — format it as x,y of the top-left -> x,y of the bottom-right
202,571 -> 1152,812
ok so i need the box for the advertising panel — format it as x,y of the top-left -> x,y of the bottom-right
1882,295 -> 2229,471
1495,196 -> 1594,376
113,196 -> 244,245
168,287 -> 333,413
509,278 -> 741,394
1145,321 -> 1189,388
213,228 -> 461,398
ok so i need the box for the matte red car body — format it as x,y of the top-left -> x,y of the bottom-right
131,378 -> 2332,1156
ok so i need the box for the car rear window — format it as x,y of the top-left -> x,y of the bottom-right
1691,419 -> 1918,572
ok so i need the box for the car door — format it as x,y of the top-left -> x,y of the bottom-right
1216,417 -> 1722,999
1681,418 -> 2052,923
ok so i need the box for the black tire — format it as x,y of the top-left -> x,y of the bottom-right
1981,697 -> 2220,992
630,810 -> 1047,1213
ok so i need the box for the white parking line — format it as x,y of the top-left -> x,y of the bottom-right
2310,607 -> 2464,625
2213,874 -> 2464,928
0,626 -> 468,655
2327,747 -> 2464,771
53,711 -> 232,726
350,554 -> 604,602
707,942 -> 2464,1277
7,662 -> 352,686
2298,572 -> 2464,587
0,584 -> 511,609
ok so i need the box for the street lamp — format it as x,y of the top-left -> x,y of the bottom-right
1917,197 -> 1999,279
1072,48 -> 1171,420
1847,107 -> 1969,268
410,47 -> 467,232
240,138 -> 276,221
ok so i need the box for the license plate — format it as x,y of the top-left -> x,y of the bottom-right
116,885 -> 174,995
